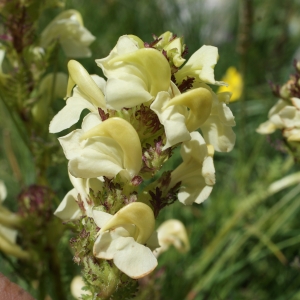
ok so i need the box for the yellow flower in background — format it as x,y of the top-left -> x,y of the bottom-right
218,67 -> 243,102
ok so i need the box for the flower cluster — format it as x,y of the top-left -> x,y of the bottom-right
50,32 -> 235,296
257,62 -> 300,148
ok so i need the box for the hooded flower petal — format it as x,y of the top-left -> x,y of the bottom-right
80,117 -> 142,179
96,35 -> 171,109
151,82 -> 213,149
59,114 -> 141,181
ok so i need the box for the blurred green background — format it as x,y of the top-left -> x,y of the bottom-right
2,0 -> 300,299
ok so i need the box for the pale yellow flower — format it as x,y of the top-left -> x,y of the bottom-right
40,10 -> 95,58
70,276 -> 91,299
154,219 -> 190,257
93,203 -> 159,279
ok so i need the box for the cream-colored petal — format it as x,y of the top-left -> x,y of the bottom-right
40,9 -> 95,58
94,231 -> 126,260
178,175 -> 213,205
0,180 -> 7,202
175,45 -> 218,85
268,99 -> 287,118
81,118 -> 142,178
92,210 -> 113,228
216,102 -> 236,127
96,36 -> 171,109
54,188 -> 81,220
287,133 -> 300,141
269,113 -> 285,128
163,115 -> 191,149
107,48 -> 170,96
68,137 -> 125,179
201,115 -> 236,152
156,219 -> 190,254
202,156 -> 216,185
58,130 -> 83,160
70,276 -> 91,299
49,97 -> 96,133
279,106 -> 297,127
81,112 -> 102,132
40,10 -> 95,58
113,237 -> 157,279
105,77 -> 152,110
291,97 -> 300,109
256,120 -> 277,134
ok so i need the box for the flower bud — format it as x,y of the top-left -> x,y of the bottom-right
18,185 -> 54,224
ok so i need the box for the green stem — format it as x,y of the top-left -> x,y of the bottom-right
0,91 -> 31,152
48,246 -> 67,300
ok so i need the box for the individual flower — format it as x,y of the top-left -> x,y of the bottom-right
217,67 -> 243,102
40,9 -> 95,58
199,85 -> 236,152
153,31 -> 186,69
150,82 -> 213,149
154,219 -> 190,257
70,276 -> 91,299
49,60 -> 106,133
174,44 -> 225,86
93,202 -> 159,279
257,98 -> 300,141
96,35 -> 171,110
151,81 -> 235,152
54,173 -> 104,220
169,131 -> 215,205
58,113 -> 142,181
